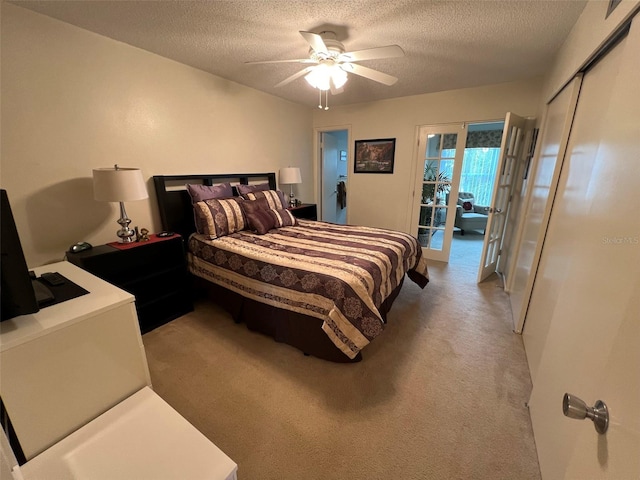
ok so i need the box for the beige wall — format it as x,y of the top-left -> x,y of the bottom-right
543,0 -> 640,102
312,78 -> 543,233
1,4 -> 313,267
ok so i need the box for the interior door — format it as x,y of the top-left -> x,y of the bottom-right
476,113 -> 527,283
526,20 -> 640,478
321,132 -> 339,222
506,76 -> 582,333
412,124 -> 465,262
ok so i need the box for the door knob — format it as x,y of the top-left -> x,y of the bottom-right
562,393 -> 609,434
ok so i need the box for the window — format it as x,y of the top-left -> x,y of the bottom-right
459,148 -> 501,205
446,122 -> 504,206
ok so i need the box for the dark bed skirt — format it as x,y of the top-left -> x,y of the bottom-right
194,276 -> 405,363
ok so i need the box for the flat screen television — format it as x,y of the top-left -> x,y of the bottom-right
1,189 -> 40,321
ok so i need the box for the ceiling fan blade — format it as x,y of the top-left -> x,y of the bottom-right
343,63 -> 398,86
339,45 -> 405,62
274,66 -> 314,88
246,59 -> 317,65
299,31 -> 328,55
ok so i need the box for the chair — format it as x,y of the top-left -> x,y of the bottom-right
450,192 -> 489,235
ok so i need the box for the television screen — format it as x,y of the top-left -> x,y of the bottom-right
1,189 -> 39,321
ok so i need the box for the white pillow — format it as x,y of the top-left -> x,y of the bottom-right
460,198 -> 475,213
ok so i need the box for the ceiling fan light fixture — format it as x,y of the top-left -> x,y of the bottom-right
305,64 -> 331,90
331,67 -> 348,89
305,63 -> 348,91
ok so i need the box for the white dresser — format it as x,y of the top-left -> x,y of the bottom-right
0,261 -> 237,480
0,261 -> 152,460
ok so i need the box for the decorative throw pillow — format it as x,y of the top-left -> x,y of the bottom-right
186,183 -> 233,203
236,183 -> 271,195
239,197 -> 270,216
268,208 -> 298,228
241,190 -> 288,210
193,197 -> 246,239
245,209 -> 277,235
461,200 -> 475,213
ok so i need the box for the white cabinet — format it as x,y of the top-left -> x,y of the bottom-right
0,261 -> 152,460
1,261 -> 238,479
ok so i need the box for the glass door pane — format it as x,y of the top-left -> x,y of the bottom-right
417,134 -> 456,249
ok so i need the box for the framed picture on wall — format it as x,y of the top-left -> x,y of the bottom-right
354,138 -> 395,174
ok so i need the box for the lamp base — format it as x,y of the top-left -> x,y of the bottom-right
289,191 -> 297,208
117,228 -> 136,243
116,202 -> 137,243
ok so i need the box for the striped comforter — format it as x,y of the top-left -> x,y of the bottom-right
188,220 -> 429,359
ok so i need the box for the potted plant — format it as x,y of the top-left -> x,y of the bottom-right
420,161 -> 451,231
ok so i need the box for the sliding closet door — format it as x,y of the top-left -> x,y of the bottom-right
526,19 -> 640,479
507,76 -> 582,333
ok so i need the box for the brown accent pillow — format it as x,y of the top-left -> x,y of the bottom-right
186,183 -> 233,203
236,183 -> 271,195
241,190 -> 288,210
268,208 -> 298,228
239,197 -> 270,216
193,197 -> 246,239
245,209 -> 277,235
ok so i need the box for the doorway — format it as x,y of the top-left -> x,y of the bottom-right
449,121 -> 505,269
318,128 -> 349,224
413,116 -> 531,276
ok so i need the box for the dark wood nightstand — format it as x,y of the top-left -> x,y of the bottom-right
289,203 -> 317,220
66,234 -> 193,333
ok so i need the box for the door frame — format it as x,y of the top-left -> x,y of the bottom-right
314,125 -> 351,223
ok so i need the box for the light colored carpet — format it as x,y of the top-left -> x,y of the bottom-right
142,232 -> 540,480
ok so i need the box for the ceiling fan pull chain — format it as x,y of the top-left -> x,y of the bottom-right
325,90 -> 329,110
318,89 -> 322,109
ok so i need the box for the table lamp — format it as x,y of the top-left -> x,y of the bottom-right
93,165 -> 148,243
279,167 -> 302,208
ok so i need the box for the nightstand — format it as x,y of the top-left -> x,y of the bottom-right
66,234 -> 193,333
289,203 -> 317,220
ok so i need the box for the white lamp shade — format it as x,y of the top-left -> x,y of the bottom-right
304,64 -> 348,91
93,167 -> 148,202
279,167 -> 302,185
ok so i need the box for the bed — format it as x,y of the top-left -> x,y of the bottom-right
153,173 -> 429,363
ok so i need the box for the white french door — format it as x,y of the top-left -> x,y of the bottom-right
477,113 -> 527,283
411,124 -> 466,262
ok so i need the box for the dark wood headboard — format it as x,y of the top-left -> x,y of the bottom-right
153,173 -> 277,239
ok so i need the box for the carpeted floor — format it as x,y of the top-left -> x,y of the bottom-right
142,232 -> 540,480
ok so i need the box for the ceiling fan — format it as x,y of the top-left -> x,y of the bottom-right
246,31 -> 404,109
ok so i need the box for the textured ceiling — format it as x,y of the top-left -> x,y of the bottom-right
10,0 -> 587,108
